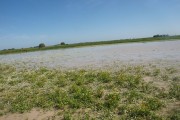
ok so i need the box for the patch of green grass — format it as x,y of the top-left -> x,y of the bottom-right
0,64 -> 179,119
103,93 -> 120,110
125,90 -> 143,103
9,89 -> 35,113
152,68 -> 161,76
127,106 -> 162,120
117,105 -> 127,115
128,106 -> 152,118
84,71 -> 97,83
172,76 -> 180,82
55,77 -> 67,87
72,86 -> 94,107
161,74 -> 169,81
165,67 -> 177,74
156,90 -> 169,99
144,97 -> 164,111
97,71 -> 111,83
63,112 -> 72,120
118,105 -> 163,120
115,73 -> 142,89
168,109 -> 180,120
169,83 -> 180,100
95,86 -> 104,98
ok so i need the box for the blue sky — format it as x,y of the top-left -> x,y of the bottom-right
0,0 -> 180,49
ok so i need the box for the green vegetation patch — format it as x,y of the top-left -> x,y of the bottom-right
0,64 -> 179,119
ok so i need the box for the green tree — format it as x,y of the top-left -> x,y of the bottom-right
39,43 -> 45,48
60,42 -> 65,45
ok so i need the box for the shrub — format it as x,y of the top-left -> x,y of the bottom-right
39,43 -> 45,48
60,42 -> 65,45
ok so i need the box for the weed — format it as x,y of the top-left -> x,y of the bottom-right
115,73 -> 141,89
104,93 -> 120,109
172,76 -> 180,82
35,76 -> 47,87
161,74 -> 169,81
84,71 -> 97,83
125,105 -> 163,119
169,83 -> 180,100
72,86 -> 93,107
144,97 -> 164,111
49,90 -> 69,109
98,71 -> 111,83
152,68 -> 160,76
68,84 -> 79,94
128,107 -> 151,118
0,111 -> 4,116
9,90 -> 34,113
117,105 -> 127,115
165,67 -> 177,74
83,113 -> 91,120
75,78 -> 85,86
156,90 -> 169,99
168,109 -> 180,120
95,86 -> 104,98
55,77 -> 67,87
126,90 -> 143,103
69,99 -> 81,109
63,112 -> 72,120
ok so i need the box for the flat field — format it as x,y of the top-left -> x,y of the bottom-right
0,36 -> 180,55
0,40 -> 179,120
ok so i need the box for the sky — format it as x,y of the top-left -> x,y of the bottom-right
0,0 -> 180,50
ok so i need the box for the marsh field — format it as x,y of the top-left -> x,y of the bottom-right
0,40 -> 180,120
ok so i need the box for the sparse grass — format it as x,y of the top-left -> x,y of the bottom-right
144,97 -> 164,111
168,108 -> 180,120
169,83 -> 180,100
0,63 -> 179,119
63,112 -> 72,120
103,93 -> 120,109
152,68 -> 161,76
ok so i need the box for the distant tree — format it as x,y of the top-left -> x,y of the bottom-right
60,42 -> 65,45
153,34 -> 160,37
8,48 -> 15,50
39,43 -> 45,48
153,34 -> 169,38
